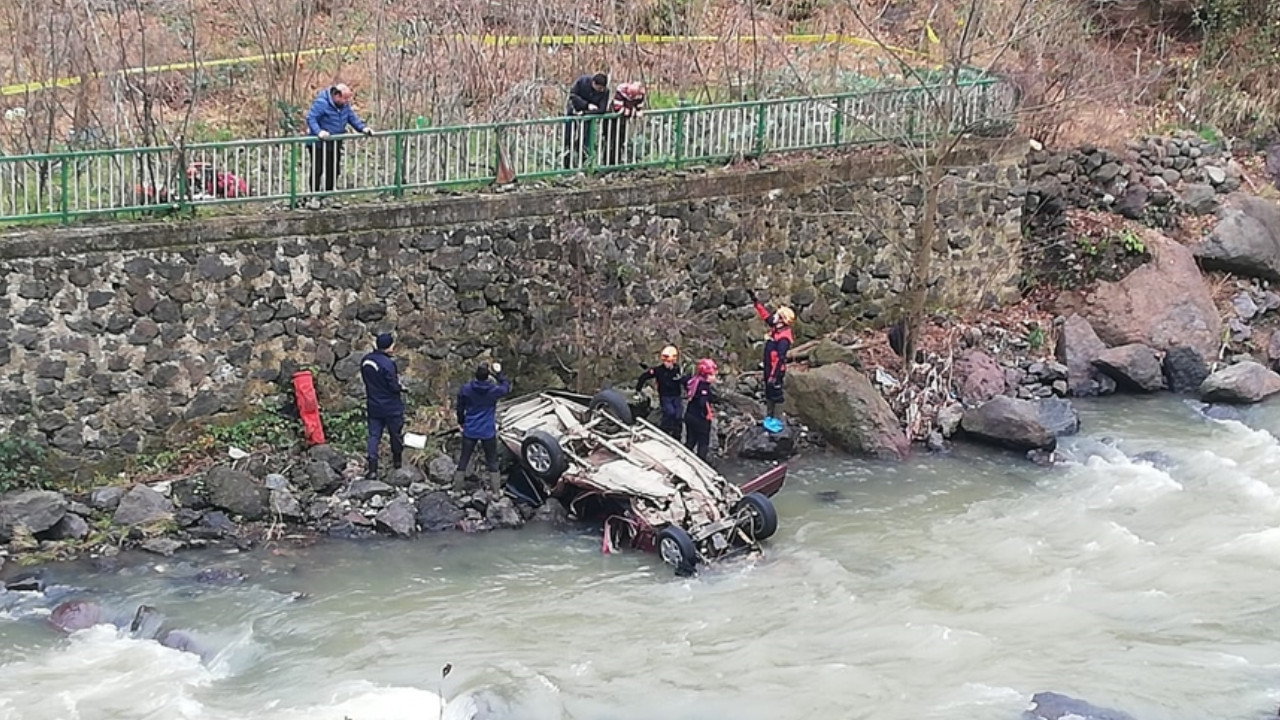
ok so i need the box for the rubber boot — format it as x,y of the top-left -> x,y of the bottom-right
392,455 -> 402,470
453,470 -> 466,492
765,400 -> 776,420
488,471 -> 503,494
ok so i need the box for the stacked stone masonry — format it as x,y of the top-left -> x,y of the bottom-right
0,142 -> 1025,459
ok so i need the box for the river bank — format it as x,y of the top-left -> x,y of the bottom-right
3,132 -> 1280,576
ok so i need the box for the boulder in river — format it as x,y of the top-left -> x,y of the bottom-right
1023,691 -> 1136,720
1055,314 -> 1111,397
1192,193 -> 1280,281
960,396 -> 1080,451
952,349 -> 1006,402
375,496 -> 418,537
784,363 -> 910,460
1198,360 -> 1280,404
1092,343 -> 1165,392
1082,231 -> 1222,360
733,423 -> 797,461
1162,345 -> 1211,394
416,491 -> 463,533
204,466 -> 267,520
0,490 -> 67,542
112,485 -> 174,526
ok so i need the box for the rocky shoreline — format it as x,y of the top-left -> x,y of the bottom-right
4,134 -> 1280,576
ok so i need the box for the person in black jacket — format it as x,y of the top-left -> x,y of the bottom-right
683,358 -> 719,463
360,333 -> 405,478
635,345 -> 686,441
563,73 -> 609,169
455,361 -> 512,492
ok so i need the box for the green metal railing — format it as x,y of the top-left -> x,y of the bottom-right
0,78 -> 1017,225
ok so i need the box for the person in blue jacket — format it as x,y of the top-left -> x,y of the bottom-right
304,83 -> 373,204
455,360 -> 512,492
360,333 -> 404,478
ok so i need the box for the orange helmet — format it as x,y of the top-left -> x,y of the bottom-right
660,345 -> 679,362
696,358 -> 718,377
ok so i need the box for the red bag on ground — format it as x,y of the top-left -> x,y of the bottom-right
292,371 -> 326,446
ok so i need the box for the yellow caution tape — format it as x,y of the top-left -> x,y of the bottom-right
1,33 -> 928,97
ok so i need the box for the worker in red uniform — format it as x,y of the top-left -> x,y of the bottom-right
683,358 -> 719,462
748,290 -> 795,433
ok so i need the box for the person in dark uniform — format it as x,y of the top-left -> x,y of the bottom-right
683,358 -> 719,463
748,290 -> 795,431
636,345 -> 686,441
360,333 -> 404,478
563,73 -> 609,169
455,360 -> 512,492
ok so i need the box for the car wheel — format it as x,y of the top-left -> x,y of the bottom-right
589,388 -> 634,430
733,492 -> 778,541
521,430 -> 568,485
656,525 -> 698,577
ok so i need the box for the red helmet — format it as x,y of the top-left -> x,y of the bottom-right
696,358 -> 718,376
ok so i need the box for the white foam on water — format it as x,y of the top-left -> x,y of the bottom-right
266,683 -> 447,720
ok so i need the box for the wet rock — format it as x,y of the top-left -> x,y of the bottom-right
733,423 -> 797,461
195,567 -> 247,586
1193,193 -> 1280,281
426,455 -> 457,486
343,479 -> 394,502
531,500 -> 571,526
1023,691 -> 1136,720
141,538 -> 184,557
112,485 -> 174,526
269,489 -> 304,519
952,349 -> 1006,402
375,497 -> 417,537
0,490 -> 68,541
935,403 -> 964,438
1055,314 -> 1108,396
204,466 -> 267,520
1092,343 -> 1165,392
385,465 -> 426,488
88,486 -> 125,511
960,396 -> 1079,451
1132,450 -> 1176,470
1163,346 -> 1211,394
1199,403 -> 1243,421
485,496 -> 524,530
47,513 -> 90,541
1083,231 -> 1221,360
302,461 -> 343,495
785,363 -> 910,460
190,510 -> 236,539
1199,361 -> 1280,404
415,491 -> 463,532
4,570 -> 46,593
50,600 -> 105,633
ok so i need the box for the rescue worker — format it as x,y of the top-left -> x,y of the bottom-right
455,360 -> 512,492
563,73 -> 610,169
683,358 -> 719,462
360,333 -> 405,478
748,289 -> 795,431
635,345 -> 685,441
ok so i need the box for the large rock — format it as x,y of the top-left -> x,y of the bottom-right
343,479 -> 394,502
385,465 -> 426,488
485,496 -> 524,530
204,466 -> 267,520
1092,344 -> 1165,392
269,489 -> 304,519
302,461 -> 343,495
112,485 -> 174,526
1055,314 -> 1109,396
733,423 -> 797,461
0,490 -> 68,541
426,455 -> 457,486
1192,193 -> 1280,280
87,486 -> 125,511
784,363 -> 909,460
375,497 -> 417,537
960,396 -> 1079,451
307,443 -> 350,474
952,349 -> 1006,402
1199,361 -> 1280,404
415,491 -> 462,532
1163,346 -> 1211,394
806,339 -> 859,368
1082,231 -> 1221,360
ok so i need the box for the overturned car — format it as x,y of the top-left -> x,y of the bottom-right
496,389 -> 786,576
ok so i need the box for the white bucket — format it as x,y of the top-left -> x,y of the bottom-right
404,432 -> 428,449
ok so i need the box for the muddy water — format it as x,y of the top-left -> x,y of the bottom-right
4,396 -> 1280,720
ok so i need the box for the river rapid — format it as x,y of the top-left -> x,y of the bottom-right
3,395 -> 1280,720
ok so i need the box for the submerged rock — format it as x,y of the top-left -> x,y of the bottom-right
784,363 -> 910,460
1199,361 -> 1280,404
1023,691 -> 1136,720
733,423 -> 797,461
960,396 -> 1080,451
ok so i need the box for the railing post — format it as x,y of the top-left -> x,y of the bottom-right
832,96 -> 845,148
175,145 -> 189,216
393,133 -> 405,198
673,103 -> 687,167
288,141 -> 299,208
585,117 -> 598,175
754,101 -> 768,157
58,155 -> 69,225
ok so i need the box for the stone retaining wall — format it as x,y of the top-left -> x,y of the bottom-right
0,141 -> 1025,459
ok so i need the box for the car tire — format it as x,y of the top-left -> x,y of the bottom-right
656,525 -> 698,577
733,492 -> 778,541
521,430 -> 568,485
589,388 -> 634,428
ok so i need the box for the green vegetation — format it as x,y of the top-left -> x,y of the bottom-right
0,435 -> 51,494
1184,0 -> 1280,137
1024,324 -> 1046,352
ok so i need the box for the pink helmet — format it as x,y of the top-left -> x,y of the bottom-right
696,358 -> 718,377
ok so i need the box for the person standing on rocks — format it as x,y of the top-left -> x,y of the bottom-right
360,333 -> 405,478
684,358 -> 719,463
748,290 -> 795,433
455,360 -> 512,492
635,345 -> 686,441
304,83 -> 373,208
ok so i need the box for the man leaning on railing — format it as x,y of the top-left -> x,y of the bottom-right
304,83 -> 374,209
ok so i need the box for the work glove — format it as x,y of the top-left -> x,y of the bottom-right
491,361 -> 502,374
363,128 -> 375,136
317,130 -> 330,140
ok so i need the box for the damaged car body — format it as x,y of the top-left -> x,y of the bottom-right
496,389 -> 786,576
